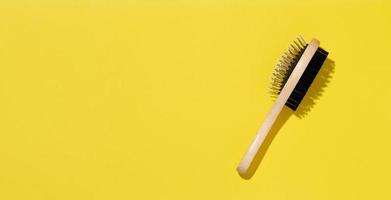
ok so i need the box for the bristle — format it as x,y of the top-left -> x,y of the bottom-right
286,47 -> 328,110
294,41 -> 302,49
298,35 -> 306,47
270,37 -> 307,96
270,36 -> 328,111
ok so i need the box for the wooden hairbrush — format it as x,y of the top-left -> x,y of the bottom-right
237,36 -> 328,176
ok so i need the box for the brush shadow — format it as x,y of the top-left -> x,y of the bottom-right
295,58 -> 335,118
240,58 -> 335,179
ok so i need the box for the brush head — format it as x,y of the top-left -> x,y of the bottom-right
270,36 -> 328,111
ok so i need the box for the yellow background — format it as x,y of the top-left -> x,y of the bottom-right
1,0 -> 391,199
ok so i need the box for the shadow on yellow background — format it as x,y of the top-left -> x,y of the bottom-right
240,58 -> 335,179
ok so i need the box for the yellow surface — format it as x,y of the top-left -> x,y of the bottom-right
1,0 -> 391,199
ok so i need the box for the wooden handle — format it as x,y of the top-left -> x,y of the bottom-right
237,39 -> 320,176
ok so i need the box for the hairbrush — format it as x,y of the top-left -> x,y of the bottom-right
237,36 -> 328,176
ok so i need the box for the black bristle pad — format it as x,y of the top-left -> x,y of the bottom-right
285,47 -> 329,111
